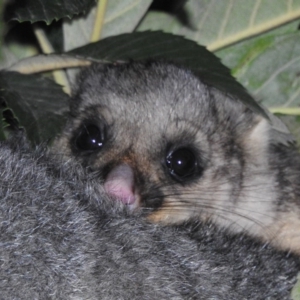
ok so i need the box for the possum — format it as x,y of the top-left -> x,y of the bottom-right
53,60 -> 300,254
0,134 -> 300,299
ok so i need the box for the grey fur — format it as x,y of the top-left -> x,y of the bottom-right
0,136 -> 300,299
54,61 -> 300,253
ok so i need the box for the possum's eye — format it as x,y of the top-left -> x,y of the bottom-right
166,148 -> 198,181
75,123 -> 105,151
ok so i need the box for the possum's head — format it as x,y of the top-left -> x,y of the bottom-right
55,61 -> 272,226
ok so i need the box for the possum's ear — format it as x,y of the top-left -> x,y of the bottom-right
242,117 -> 270,165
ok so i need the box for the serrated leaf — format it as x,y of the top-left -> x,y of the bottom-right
242,32 -> 300,109
63,4 -> 96,52
68,31 -> 266,118
216,28 -> 300,109
215,26 -> 300,145
7,0 -> 96,24
0,71 -> 69,144
62,0 -> 152,84
138,0 -> 300,51
101,0 -> 152,39
63,0 -> 152,51
42,21 -> 64,53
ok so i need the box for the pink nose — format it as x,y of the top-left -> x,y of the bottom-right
104,164 -> 136,205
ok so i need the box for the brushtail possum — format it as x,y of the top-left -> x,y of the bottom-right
53,61 -> 300,254
0,135 -> 299,299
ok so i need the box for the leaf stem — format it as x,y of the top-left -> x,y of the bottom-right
91,0 -> 108,42
269,107 -> 300,116
208,9 -> 300,51
33,25 -> 71,95
8,54 -> 92,74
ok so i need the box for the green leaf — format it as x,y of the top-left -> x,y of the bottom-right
215,25 -> 300,145
138,0 -> 300,51
0,71 -> 69,144
101,0 -> 152,39
63,0 -> 152,51
7,0 -> 96,24
240,32 -> 300,109
62,0 -> 152,84
217,29 -> 300,109
69,31 -> 267,118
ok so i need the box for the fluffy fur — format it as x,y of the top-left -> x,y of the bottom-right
54,61 -> 300,253
0,136 -> 299,299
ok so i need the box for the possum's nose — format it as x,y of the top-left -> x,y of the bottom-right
104,164 -> 137,206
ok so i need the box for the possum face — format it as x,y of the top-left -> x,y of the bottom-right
55,61 -> 275,231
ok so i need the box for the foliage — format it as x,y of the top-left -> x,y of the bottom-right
1,0 -> 300,145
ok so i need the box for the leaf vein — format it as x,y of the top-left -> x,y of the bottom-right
217,0 -> 234,39
249,0 -> 262,27
253,56 -> 300,95
104,0 -> 140,24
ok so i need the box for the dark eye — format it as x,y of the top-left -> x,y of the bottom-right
166,148 -> 198,181
75,123 -> 105,151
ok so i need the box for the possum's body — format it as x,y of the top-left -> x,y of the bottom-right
54,61 -> 300,254
1,136 -> 300,299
